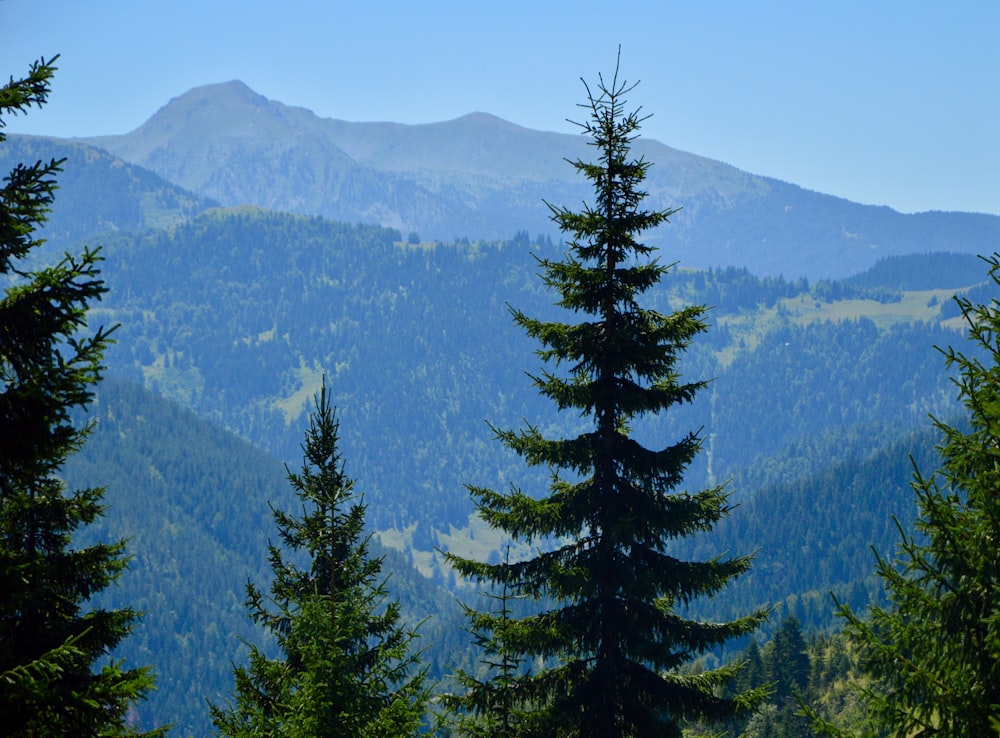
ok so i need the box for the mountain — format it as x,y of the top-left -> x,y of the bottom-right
0,135 -> 215,255
82,80 -> 1000,279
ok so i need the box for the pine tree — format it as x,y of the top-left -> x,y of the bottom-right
210,381 -> 428,737
445,545 -> 532,737
0,56 -> 161,736
446,57 -> 766,738
764,615 -> 809,704
812,253 -> 1000,737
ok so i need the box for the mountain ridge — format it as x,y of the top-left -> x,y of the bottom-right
77,80 -> 1000,279
0,134 -> 215,254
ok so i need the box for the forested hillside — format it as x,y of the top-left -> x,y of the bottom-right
91,208 -> 968,523
845,251 -> 990,290
87,208 -> 976,579
0,135 -> 215,256
40,205 -> 992,736
685,421 -> 946,631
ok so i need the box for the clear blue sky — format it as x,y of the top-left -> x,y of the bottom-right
2,1 -> 998,215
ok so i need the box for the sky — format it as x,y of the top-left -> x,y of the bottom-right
2,1 -> 998,215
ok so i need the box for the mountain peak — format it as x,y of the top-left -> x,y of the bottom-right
140,80 -> 272,126
86,80 -> 343,164
449,111 -> 524,128
184,80 -> 283,116
179,79 -> 267,104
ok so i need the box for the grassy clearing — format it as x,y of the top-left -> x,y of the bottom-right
781,288 -> 962,329
377,513 -> 556,587
712,287 -> 963,368
275,362 -> 325,425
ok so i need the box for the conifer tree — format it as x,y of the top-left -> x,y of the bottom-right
447,57 -> 766,737
764,615 -> 809,704
210,381 -> 428,737
812,253 -> 1000,737
0,56 -> 161,736
446,546 -> 532,737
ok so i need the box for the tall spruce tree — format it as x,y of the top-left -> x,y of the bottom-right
210,381 -> 428,737
812,253 -> 1000,737
0,57 -> 161,736
446,59 -> 766,737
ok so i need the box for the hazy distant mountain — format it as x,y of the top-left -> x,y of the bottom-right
84,80 -> 1000,279
0,135 -> 215,254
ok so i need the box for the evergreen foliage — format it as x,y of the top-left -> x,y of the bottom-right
813,253 -> 1000,737
444,545 -> 531,737
764,615 -> 809,705
210,381 -> 428,737
446,60 -> 766,737
0,57 -> 161,736
708,620 -> 870,738
845,252 -> 987,291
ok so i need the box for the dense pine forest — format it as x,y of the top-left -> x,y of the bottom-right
5,53 -> 1000,738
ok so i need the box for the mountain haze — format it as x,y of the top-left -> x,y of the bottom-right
84,80 -> 1000,279
0,135 -> 215,254
89,207 -> 969,547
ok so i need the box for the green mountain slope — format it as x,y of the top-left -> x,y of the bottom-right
88,209 -> 971,555
82,80 -> 1000,279
685,421 -> 945,633
0,135 -> 215,255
